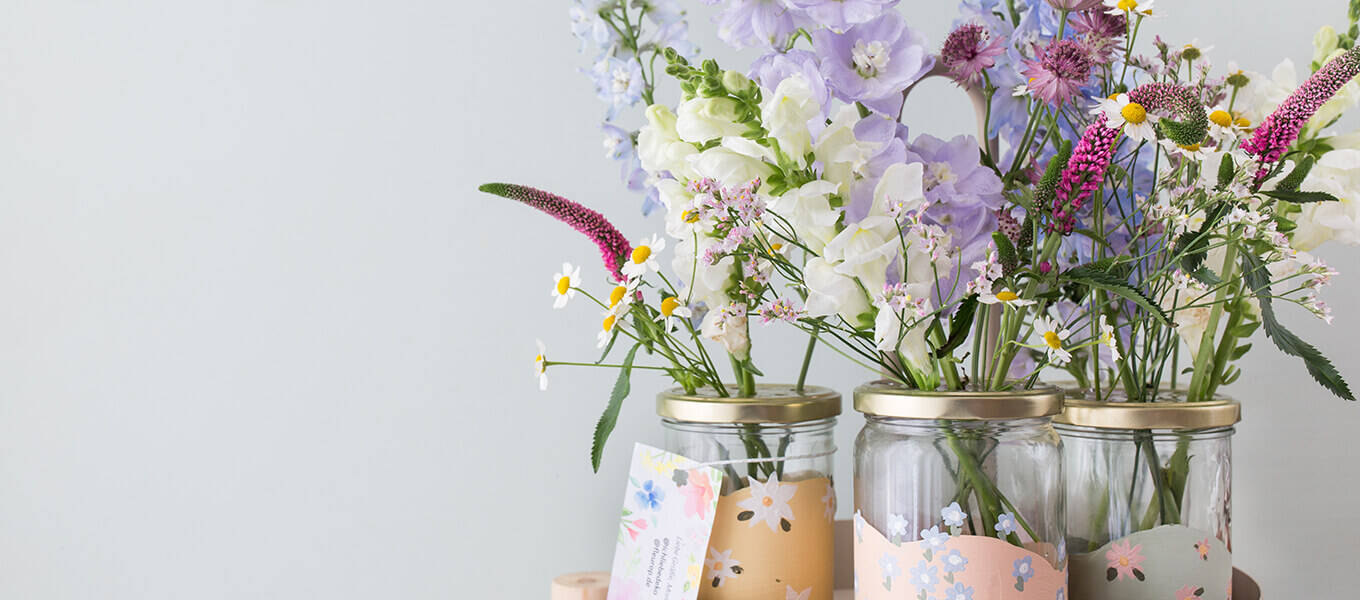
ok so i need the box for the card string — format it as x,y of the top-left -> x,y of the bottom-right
695,446 -> 838,468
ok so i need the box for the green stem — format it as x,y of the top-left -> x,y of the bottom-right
795,321 -> 821,394
1187,242 -> 1239,401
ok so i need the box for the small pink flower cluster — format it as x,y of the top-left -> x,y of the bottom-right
758,298 -> 801,324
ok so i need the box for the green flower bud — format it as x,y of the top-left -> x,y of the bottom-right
721,70 -> 753,95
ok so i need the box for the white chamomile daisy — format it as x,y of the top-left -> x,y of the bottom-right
1034,316 -> 1074,366
550,262 -> 581,309
1104,0 -> 1156,17
1205,105 -> 1248,143
655,296 -> 693,332
1160,138 -> 1212,161
978,286 -> 1036,307
597,311 -> 622,349
622,234 -> 665,280
606,278 -> 640,316
533,340 -> 548,390
1099,315 -> 1122,362
1096,93 -> 1157,143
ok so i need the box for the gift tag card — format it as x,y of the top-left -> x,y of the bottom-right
606,443 -> 724,600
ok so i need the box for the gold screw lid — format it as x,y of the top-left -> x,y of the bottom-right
656,384 -> 841,424
853,380 -> 1064,420
1057,397 -> 1241,430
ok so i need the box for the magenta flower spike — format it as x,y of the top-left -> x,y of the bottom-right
1050,82 -> 1207,234
1242,45 -> 1360,182
478,183 -> 633,282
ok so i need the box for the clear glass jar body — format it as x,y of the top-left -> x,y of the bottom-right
1058,423 -> 1233,552
663,417 -> 836,600
854,415 -> 1065,564
662,417 -> 836,493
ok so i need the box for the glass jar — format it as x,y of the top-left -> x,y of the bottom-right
659,384 -> 839,600
1057,392 -> 1239,600
853,382 -> 1066,598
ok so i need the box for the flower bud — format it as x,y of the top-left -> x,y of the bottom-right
722,70 -> 754,96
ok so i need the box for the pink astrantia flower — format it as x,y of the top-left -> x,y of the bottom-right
1023,39 -> 1095,107
940,23 -> 1005,86
1105,540 -> 1145,581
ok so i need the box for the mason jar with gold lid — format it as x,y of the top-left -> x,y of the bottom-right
852,381 -> 1068,599
1057,389 -> 1241,600
659,384 -> 839,600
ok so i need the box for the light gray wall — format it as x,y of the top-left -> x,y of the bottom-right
0,1 -> 1355,598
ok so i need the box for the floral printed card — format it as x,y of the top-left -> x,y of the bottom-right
606,443 -> 724,600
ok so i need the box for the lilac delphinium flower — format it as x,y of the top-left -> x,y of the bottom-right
908,133 -> 1004,301
784,0 -> 898,31
940,23 -> 1005,86
590,56 -> 645,120
1243,45 -> 1360,181
713,0 -> 809,50
1022,38 -> 1095,107
569,1 -> 617,51
815,12 -> 935,115
478,183 -> 634,282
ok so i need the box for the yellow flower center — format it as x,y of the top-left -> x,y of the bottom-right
1116,0 -> 1138,10
555,276 -> 571,295
1044,331 -> 1063,350
609,285 -> 627,307
1120,102 -> 1148,124
1108,92 -> 1121,100
996,290 -> 1019,302
1179,143 -> 1201,152
660,296 -> 680,317
770,242 -> 783,252
762,497 -> 774,507
1209,110 -> 1233,127
682,210 -> 699,223
535,354 -> 544,363
631,245 -> 652,264
1119,557 -> 1129,567
602,315 -> 616,332
1234,116 -> 1251,128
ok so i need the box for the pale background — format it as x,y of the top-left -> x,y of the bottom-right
0,1 -> 1356,598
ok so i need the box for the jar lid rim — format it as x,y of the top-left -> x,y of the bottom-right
656,384 -> 841,424
1056,397 -> 1241,429
852,381 -> 1063,419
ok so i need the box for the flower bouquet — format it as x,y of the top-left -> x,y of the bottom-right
480,0 -> 1360,597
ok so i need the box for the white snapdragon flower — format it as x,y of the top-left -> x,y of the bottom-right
760,74 -> 820,167
766,179 -> 842,253
1295,148 -> 1360,250
803,257 -> 872,327
822,216 -> 901,293
872,162 -> 927,218
700,303 -> 751,359
814,105 -> 881,196
675,97 -> 747,143
637,105 -> 698,180
690,137 -> 776,187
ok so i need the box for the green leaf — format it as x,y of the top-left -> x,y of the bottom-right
1259,189 -> 1340,203
591,343 -> 643,472
1274,156 -> 1315,192
595,329 -> 620,364
992,232 -> 1018,275
1174,203 -> 1230,273
1189,267 -> 1221,287
740,358 -> 765,377
1065,265 -> 1171,325
1230,343 -> 1252,360
936,295 -> 979,358
1228,321 -> 1260,338
1216,152 -> 1236,187
1240,253 -> 1354,401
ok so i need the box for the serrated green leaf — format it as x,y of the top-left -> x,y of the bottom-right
936,295 -> 979,358
1274,156 -> 1314,192
993,232 -> 1018,275
1259,189 -> 1340,203
1175,203 -> 1230,273
1217,152 -> 1236,187
1190,266 -> 1222,287
1065,265 -> 1171,325
592,343 -> 642,472
1241,253 -> 1354,401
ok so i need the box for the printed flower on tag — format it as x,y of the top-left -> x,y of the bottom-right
1013,555 -> 1034,591
705,548 -> 742,588
1105,540 -> 1146,581
634,480 -> 665,512
680,470 -> 714,520
736,475 -> 796,532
